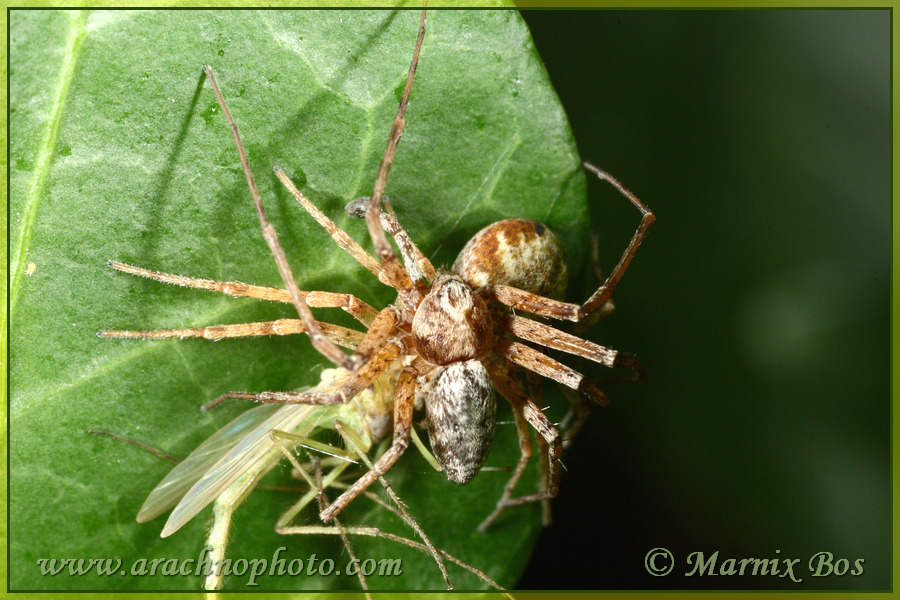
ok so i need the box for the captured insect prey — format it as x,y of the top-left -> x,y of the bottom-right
90,8 -> 652,593
93,366 -> 505,592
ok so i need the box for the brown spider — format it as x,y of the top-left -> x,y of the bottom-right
101,8 -> 654,535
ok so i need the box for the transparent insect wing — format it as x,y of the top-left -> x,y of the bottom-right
136,403 -> 284,523
156,402 -> 326,537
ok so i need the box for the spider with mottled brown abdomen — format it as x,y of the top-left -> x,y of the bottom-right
100,7 -> 653,538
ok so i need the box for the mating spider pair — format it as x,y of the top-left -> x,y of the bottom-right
100,7 -> 653,561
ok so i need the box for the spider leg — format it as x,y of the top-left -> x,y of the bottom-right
334,418 -> 450,589
279,488 -> 506,590
106,261 -> 289,302
494,338 -> 609,405
569,239 -> 615,335
354,307 -> 400,365
345,196 -> 437,284
497,313 -> 618,367
497,312 -> 647,378
481,377 -> 532,532
106,262 -> 379,325
579,162 -> 655,318
379,199 -> 438,283
319,368 -> 416,523
479,165 -> 652,324
311,458 -> 371,594
359,491 -> 507,591
479,362 -> 561,532
270,433 -> 357,531
268,435 -> 374,594
272,168 -> 384,284
569,298 -> 616,336
525,371 -> 553,525
272,419 -> 452,590
363,9 -> 428,308
204,66 -> 355,371
557,385 -> 591,447
203,341 -> 403,411
99,319 -> 364,349
480,284 -> 583,322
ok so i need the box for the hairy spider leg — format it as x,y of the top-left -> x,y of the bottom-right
580,162 -> 655,317
525,371 -> 552,525
274,454 -> 507,591
203,65 -> 355,371
478,361 -> 562,532
102,261 -> 380,324
363,9 -> 429,307
317,367 -> 416,522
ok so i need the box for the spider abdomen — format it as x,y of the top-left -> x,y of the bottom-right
453,218 -> 568,300
423,360 -> 497,485
412,274 -> 493,365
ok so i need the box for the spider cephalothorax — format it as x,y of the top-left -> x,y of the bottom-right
412,273 -> 494,365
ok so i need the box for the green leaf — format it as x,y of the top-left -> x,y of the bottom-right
9,9 -> 586,592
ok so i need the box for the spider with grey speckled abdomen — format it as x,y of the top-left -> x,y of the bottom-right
100,7 -> 654,539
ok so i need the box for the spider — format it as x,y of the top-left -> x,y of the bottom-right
101,7 -> 653,544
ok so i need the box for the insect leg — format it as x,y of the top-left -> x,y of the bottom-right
87,430 -> 178,463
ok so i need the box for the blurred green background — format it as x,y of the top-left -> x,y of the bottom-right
517,9 -> 889,590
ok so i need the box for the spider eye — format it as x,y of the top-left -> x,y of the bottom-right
423,360 -> 496,485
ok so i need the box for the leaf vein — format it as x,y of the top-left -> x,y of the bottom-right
431,131 -> 523,259
9,11 -> 88,321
